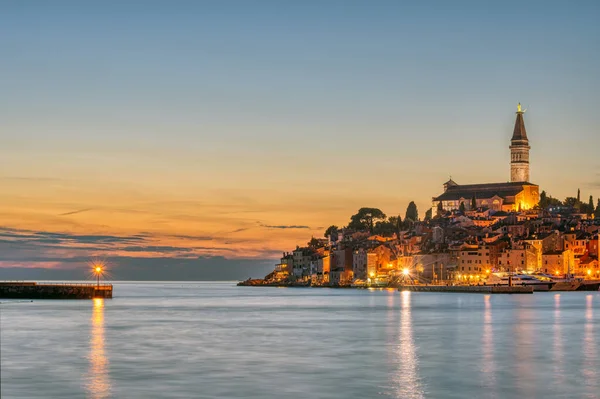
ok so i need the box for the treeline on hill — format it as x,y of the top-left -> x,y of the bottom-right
316,189 -> 600,242
540,189 -> 600,217
322,201 -> 424,240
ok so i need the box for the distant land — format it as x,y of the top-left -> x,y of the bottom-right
0,257 -> 275,281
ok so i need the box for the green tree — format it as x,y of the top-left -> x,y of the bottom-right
596,199 -> 600,218
374,220 -> 396,236
348,208 -> 386,233
539,190 -> 548,208
388,216 -> 402,236
459,201 -> 466,214
308,237 -> 322,248
425,208 -> 433,221
324,225 -> 338,239
405,201 -> 419,222
588,196 -> 594,216
577,188 -> 581,203
564,197 -> 578,208
471,195 -> 477,210
436,201 -> 444,216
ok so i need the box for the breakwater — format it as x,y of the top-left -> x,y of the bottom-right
0,282 -> 113,299
398,285 -> 533,294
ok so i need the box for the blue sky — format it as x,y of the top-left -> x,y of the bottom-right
1,0 -> 599,277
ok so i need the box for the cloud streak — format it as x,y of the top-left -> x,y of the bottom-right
59,208 -> 94,216
260,224 -> 310,229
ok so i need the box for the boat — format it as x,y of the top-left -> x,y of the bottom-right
485,272 -> 554,291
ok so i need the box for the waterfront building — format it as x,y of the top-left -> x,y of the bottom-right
352,248 -> 368,281
541,250 -> 575,276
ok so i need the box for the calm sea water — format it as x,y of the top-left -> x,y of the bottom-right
1,282 -> 599,399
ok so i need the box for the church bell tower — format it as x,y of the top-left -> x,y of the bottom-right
510,103 -> 530,182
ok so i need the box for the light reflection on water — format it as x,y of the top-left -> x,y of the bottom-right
481,295 -> 496,393
86,298 -> 111,399
553,294 -> 565,387
393,291 -> 424,399
583,295 -> 596,398
1,283 -> 600,399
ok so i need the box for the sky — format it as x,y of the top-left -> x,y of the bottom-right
1,0 -> 599,279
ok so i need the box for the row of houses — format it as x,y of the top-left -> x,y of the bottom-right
266,208 -> 600,286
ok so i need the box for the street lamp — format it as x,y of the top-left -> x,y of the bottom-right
94,266 -> 103,288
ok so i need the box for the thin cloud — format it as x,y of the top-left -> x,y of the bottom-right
260,224 -> 310,229
59,208 -> 93,216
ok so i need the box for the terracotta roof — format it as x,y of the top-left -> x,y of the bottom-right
511,112 -> 528,142
434,182 -> 536,202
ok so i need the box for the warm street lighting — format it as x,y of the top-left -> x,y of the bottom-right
93,263 -> 104,288
402,268 -> 410,276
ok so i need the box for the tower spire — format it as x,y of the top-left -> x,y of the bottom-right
510,103 -> 531,182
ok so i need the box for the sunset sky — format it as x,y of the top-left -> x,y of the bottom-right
1,1 -> 599,278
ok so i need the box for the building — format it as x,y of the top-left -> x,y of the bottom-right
432,104 -> 539,213
510,103 -> 531,182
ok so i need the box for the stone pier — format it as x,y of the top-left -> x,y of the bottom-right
0,282 -> 113,299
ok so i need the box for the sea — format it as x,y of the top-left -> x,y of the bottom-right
1,282 -> 599,399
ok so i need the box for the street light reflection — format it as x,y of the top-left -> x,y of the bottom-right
87,298 -> 111,399
394,291 -> 424,399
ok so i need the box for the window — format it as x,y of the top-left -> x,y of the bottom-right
521,261 -> 524,265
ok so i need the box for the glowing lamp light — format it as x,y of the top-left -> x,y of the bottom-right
587,270 -> 592,275
402,268 -> 410,276
95,267 -> 102,273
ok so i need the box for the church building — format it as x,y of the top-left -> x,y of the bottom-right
432,104 -> 540,213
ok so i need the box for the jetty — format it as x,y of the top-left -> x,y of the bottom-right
0,282 -> 113,299
398,285 -> 533,294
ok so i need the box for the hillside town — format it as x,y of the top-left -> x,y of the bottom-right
245,104 -> 600,288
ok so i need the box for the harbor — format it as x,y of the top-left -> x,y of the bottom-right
397,285 -> 533,294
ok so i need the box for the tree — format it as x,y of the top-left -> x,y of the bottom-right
425,208 -> 433,221
588,196 -> 594,216
539,190 -> 548,208
405,201 -> 419,222
596,199 -> 600,218
564,197 -> 578,208
388,216 -> 402,236
471,195 -> 477,210
308,237 -> 321,248
324,225 -> 338,239
577,188 -> 581,203
374,220 -> 396,236
348,208 -> 386,233
436,201 -> 444,216
459,201 -> 466,214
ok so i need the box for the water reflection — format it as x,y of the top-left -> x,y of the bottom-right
583,295 -> 597,397
393,291 -> 424,399
481,295 -> 496,391
514,298 -> 535,397
553,294 -> 564,387
86,298 -> 111,399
